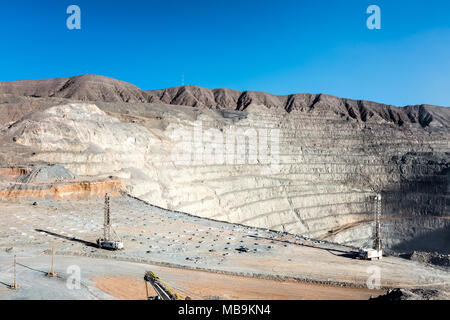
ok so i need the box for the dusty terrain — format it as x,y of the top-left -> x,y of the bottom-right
0,195 -> 448,300
0,78 -> 448,254
0,74 -> 448,299
0,252 -> 385,300
91,270 -> 385,300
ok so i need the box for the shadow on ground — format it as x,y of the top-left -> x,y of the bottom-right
35,229 -> 98,248
246,235 -> 360,259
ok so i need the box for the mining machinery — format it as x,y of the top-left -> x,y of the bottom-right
359,193 -> 383,260
96,193 -> 124,250
144,271 -> 182,300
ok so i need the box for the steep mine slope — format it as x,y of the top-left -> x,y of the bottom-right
0,75 -> 449,255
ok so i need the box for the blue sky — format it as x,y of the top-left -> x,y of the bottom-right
0,0 -> 449,106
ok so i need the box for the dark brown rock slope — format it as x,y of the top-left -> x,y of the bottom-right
0,74 -> 148,103
0,74 -> 448,129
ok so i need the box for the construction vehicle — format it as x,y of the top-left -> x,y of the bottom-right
96,193 -> 124,250
144,271 -> 182,300
359,193 -> 383,260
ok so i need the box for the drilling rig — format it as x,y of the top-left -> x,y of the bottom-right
374,193 -> 382,253
96,193 -> 124,250
359,193 -> 383,260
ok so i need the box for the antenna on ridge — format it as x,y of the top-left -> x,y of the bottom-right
182,72 -> 184,86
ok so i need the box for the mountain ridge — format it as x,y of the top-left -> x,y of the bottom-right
0,74 -> 449,128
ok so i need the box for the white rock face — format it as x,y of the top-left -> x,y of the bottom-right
7,104 -> 151,154
3,102 -> 449,252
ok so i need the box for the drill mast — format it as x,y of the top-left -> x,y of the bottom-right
104,193 -> 111,240
97,193 -> 123,250
374,193 -> 382,252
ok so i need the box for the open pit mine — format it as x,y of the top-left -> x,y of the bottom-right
0,74 -> 448,300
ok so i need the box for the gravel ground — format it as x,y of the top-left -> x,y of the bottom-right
0,253 -> 385,300
0,195 -> 449,299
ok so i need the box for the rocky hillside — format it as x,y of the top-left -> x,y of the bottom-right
0,75 -> 148,103
0,75 -> 448,254
1,75 -> 449,129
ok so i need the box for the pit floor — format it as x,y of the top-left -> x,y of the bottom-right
0,196 -> 448,299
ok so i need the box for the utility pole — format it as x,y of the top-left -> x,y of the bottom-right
46,247 -> 57,277
10,255 -> 19,290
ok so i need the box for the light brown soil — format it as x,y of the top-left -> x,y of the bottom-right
91,276 -> 150,300
92,267 -> 385,300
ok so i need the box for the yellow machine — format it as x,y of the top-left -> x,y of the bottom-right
144,271 -> 182,300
